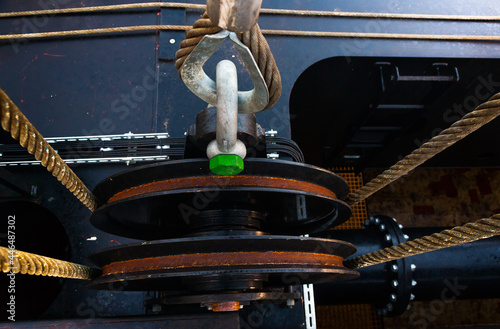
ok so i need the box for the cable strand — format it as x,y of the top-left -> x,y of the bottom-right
2,2 -> 500,22
345,215 -> 500,269
0,246 -> 99,279
0,89 -> 97,211
346,93 -> 500,206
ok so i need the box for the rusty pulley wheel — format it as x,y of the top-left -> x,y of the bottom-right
90,158 -> 351,240
86,235 -> 359,292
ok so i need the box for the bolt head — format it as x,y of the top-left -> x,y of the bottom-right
411,264 -> 417,271
391,264 -> 398,272
379,224 -> 386,231
152,304 -> 162,313
210,154 -> 244,175
385,234 -> 391,242
391,280 -> 399,288
390,294 -> 397,301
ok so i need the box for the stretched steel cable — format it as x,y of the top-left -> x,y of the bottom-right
346,92 -> 500,206
2,25 -> 500,43
345,215 -> 500,269
260,30 -> 500,41
175,13 -> 282,110
0,2 -> 204,18
1,2 -> 500,22
0,89 -> 97,211
0,25 -> 189,40
0,246 -> 99,279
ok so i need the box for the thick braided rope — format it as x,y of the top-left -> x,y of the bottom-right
0,89 -> 97,211
346,92 -> 500,205
0,246 -> 99,279
345,215 -> 500,269
175,13 -> 282,110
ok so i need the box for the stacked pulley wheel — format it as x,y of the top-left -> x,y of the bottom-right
87,158 -> 359,310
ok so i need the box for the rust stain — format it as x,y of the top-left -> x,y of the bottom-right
212,301 -> 240,312
43,53 -> 66,57
108,176 -> 336,203
101,251 -> 344,276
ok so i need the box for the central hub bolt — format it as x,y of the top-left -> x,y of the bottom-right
210,154 -> 244,175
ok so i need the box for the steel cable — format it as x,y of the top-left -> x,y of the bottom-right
0,89 -> 97,211
346,92 -> 500,206
0,246 -> 99,279
175,13 -> 282,110
0,25 -> 189,40
345,215 -> 500,269
1,2 -> 500,22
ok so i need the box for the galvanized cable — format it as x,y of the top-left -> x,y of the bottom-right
346,92 -> 500,206
0,246 -> 99,279
175,13 -> 282,110
345,215 -> 500,269
0,89 -> 97,211
1,2 -> 500,22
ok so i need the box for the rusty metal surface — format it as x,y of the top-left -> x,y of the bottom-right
91,158 -> 351,239
108,175 -> 336,203
94,158 -> 349,202
102,251 -> 344,276
212,301 -> 240,312
87,235 -> 358,291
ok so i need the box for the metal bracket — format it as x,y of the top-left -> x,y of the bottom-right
180,30 -> 269,114
303,283 -> 317,329
376,62 -> 460,93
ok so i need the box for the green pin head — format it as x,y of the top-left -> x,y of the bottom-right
209,154 -> 244,175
